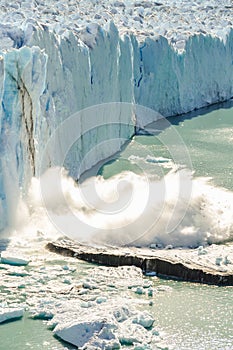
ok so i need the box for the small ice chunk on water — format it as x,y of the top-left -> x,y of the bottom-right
146,156 -> 170,164
81,301 -> 93,308
147,288 -> 154,297
198,246 -> 208,256
215,257 -> 222,266
152,329 -> 160,336
63,279 -> 71,285
0,252 -> 29,266
143,280 -> 152,289
150,243 -> 157,249
0,308 -> 24,324
223,256 -> 231,265
132,311 -> 154,329
134,287 -> 145,295
82,281 -> 98,289
113,306 -> 132,322
144,271 -> 157,277
96,296 -> 107,304
30,310 -> 54,320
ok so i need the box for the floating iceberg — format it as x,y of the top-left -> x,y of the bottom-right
0,307 -> 24,324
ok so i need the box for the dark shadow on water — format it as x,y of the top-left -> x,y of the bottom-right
147,98 -> 233,133
79,98 -> 233,181
0,316 -> 23,326
168,98 -> 233,125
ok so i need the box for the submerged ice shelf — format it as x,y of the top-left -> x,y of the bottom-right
0,0 -> 232,230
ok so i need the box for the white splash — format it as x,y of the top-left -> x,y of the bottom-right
11,167 -> 233,248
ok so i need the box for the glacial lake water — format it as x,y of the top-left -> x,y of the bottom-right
0,100 -> 233,349
98,100 -> 233,191
1,278 -> 232,350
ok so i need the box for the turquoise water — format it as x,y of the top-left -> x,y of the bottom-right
98,100 -> 233,190
1,277 -> 232,350
96,100 -> 233,348
144,279 -> 233,350
0,314 -> 73,350
1,101 -> 233,349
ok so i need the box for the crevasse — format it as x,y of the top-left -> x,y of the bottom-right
0,22 -> 232,230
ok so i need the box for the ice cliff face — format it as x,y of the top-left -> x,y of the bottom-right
29,23 -> 233,120
0,22 -> 233,230
134,31 -> 233,116
0,46 -> 47,229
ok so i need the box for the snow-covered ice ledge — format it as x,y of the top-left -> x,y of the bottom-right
0,6 -> 232,229
47,239 -> 233,286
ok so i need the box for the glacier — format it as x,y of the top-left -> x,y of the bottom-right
0,21 -> 233,230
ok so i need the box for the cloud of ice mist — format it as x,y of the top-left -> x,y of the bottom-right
24,166 -> 233,248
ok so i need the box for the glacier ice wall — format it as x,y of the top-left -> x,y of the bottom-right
0,46 -> 47,229
134,31 -> 233,117
0,22 -> 233,230
28,23 -> 135,178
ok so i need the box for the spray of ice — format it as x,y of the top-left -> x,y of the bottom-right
12,166 -> 233,248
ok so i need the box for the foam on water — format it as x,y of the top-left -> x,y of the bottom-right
10,166 -> 233,248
